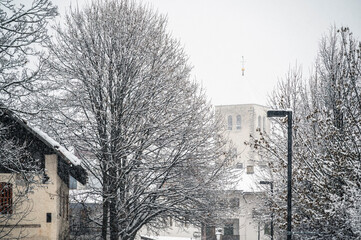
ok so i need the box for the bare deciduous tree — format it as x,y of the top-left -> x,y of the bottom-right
0,0 -> 57,106
36,1 -> 233,239
251,27 -> 361,239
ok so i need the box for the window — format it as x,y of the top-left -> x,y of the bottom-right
258,115 -> 261,129
227,115 -> 232,130
224,223 -> 234,235
236,162 -> 243,169
230,198 -> 240,208
236,115 -> 241,129
232,148 -> 237,159
264,222 -> 271,235
263,116 -> 266,132
247,165 -> 254,174
46,213 -> 52,223
0,182 -> 12,214
183,215 -> 190,227
59,191 -> 68,218
252,208 -> 260,218
205,226 -> 215,238
69,176 -> 77,189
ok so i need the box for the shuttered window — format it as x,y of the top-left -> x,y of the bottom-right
0,182 -> 12,214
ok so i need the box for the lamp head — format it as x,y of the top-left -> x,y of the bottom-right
267,110 -> 288,118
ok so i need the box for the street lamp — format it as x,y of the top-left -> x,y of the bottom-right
267,110 -> 292,240
215,227 -> 223,240
260,181 -> 274,240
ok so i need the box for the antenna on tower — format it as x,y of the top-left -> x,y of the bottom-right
241,56 -> 245,76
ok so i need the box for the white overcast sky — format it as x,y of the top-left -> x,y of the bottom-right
51,0 -> 361,106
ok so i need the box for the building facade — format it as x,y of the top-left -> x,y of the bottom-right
0,107 -> 87,239
212,104 -> 270,240
216,104 -> 269,176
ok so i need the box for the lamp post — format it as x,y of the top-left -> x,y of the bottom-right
260,181 -> 274,240
267,110 -> 292,240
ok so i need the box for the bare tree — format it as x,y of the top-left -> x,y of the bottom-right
251,27 -> 361,239
36,1 -> 233,239
0,0 -> 57,107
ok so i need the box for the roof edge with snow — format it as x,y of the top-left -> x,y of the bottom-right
0,106 -> 87,184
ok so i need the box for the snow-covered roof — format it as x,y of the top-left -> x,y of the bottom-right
30,126 -> 81,166
225,169 -> 265,193
1,107 -> 81,166
0,106 -> 87,184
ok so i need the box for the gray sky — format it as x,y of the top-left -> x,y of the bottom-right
52,0 -> 361,106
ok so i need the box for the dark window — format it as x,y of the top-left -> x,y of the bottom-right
230,198 -> 240,208
228,116 -> 232,130
205,226 -> 215,238
264,222 -> 271,235
47,213 -> 52,222
0,182 -> 12,214
236,115 -> 241,129
252,208 -> 261,218
224,223 -> 234,235
184,215 -> 190,227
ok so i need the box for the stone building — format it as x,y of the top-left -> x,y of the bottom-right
0,107 -> 87,239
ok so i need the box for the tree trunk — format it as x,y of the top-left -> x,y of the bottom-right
109,165 -> 119,240
109,194 -> 119,240
102,173 -> 109,240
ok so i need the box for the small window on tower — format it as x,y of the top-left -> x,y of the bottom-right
263,116 -> 266,132
236,115 -> 241,129
228,116 -> 232,130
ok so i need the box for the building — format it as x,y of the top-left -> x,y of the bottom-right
201,104 -> 270,240
139,221 -> 201,240
139,104 -> 270,240
216,104 -> 269,178
0,107 -> 87,239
